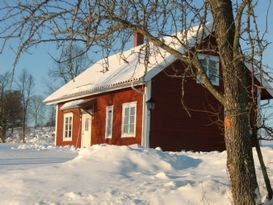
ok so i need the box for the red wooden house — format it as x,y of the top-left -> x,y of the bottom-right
44,24 -> 273,151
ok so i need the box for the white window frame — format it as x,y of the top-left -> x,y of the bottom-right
63,112 -> 73,141
121,101 -> 137,138
197,54 -> 220,86
105,105 -> 114,139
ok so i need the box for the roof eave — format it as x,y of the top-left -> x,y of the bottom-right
44,80 -> 145,105
245,63 -> 273,99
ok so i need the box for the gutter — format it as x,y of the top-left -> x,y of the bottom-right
131,79 -> 144,95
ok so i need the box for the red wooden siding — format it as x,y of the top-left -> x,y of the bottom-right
56,87 -> 144,147
56,105 -> 82,147
150,61 -> 225,152
92,87 -> 143,146
150,60 -> 264,152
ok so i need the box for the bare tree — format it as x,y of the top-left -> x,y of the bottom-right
45,105 -> 56,127
0,1 -> 272,204
49,44 -> 88,84
17,69 -> 34,143
29,95 -> 45,128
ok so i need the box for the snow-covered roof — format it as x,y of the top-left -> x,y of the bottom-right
44,24 -> 213,105
60,99 -> 85,110
60,98 -> 96,111
245,63 -> 273,98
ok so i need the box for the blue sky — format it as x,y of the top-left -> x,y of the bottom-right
0,42 -> 59,96
0,2 -> 272,98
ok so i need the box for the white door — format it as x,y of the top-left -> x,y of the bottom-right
81,113 -> 92,148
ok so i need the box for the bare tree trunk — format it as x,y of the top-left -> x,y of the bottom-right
0,128 -> 6,143
22,114 -> 26,143
224,107 -> 258,204
34,114 -> 38,129
18,70 -> 34,143
224,58 -> 258,205
20,106 -> 27,143
210,0 -> 260,204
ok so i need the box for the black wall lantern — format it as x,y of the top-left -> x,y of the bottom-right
146,97 -> 155,148
146,97 -> 155,111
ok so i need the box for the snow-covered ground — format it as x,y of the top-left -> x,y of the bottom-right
1,128 -> 273,205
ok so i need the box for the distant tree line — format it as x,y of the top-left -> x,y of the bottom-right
0,70 -> 53,143
0,44 -> 87,143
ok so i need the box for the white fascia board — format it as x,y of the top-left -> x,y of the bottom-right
143,55 -> 177,82
255,75 -> 273,97
54,105 -> 58,146
141,80 -> 152,148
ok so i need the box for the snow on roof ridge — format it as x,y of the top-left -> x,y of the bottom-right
44,23 -> 213,104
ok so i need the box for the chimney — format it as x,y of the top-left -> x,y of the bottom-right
133,32 -> 144,47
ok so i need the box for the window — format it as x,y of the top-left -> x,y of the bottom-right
105,105 -> 114,138
84,117 -> 89,132
122,102 -> 137,138
63,113 -> 73,141
197,54 -> 220,86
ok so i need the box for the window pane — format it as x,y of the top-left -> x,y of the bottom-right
209,60 -> 218,85
123,124 -> 128,133
124,116 -> 129,124
125,107 -> 129,116
209,59 -> 216,68
64,114 -> 73,139
107,107 -> 113,137
108,109 -> 112,122
209,60 -> 216,75
85,118 -> 89,131
107,125 -> 111,136
197,55 -> 219,86
130,115 -> 135,124
105,106 -> 113,138
200,59 -> 207,72
107,117 -> 111,127
129,124 -> 134,133
197,59 -> 208,84
122,107 -> 129,135
130,107 -> 135,115
122,103 -> 137,137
